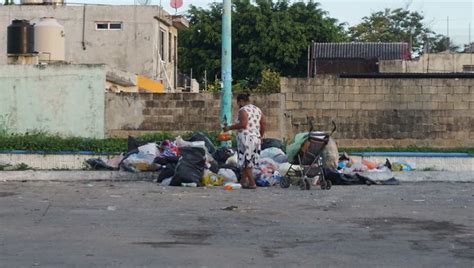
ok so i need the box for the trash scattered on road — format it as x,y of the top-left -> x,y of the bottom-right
221,205 -> 238,211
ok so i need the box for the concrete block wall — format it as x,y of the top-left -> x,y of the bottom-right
106,76 -> 473,148
281,76 -> 474,148
106,92 -> 282,138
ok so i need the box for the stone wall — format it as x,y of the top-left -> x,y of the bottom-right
106,76 -> 474,148
106,92 -> 283,139
281,76 -> 474,148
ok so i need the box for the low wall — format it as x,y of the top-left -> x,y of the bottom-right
0,64 -> 106,138
105,92 -> 283,139
281,76 -> 474,148
105,75 -> 473,148
0,152 -> 116,170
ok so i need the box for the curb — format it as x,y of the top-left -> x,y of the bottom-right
0,171 -> 158,182
359,171 -> 474,182
0,171 -> 473,183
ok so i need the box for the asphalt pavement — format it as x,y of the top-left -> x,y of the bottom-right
0,181 -> 473,267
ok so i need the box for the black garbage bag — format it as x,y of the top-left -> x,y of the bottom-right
157,163 -> 177,183
154,155 -> 180,165
187,132 -> 216,155
323,168 -> 377,185
323,168 -> 400,186
85,158 -> 115,170
261,138 -> 285,152
213,147 -> 235,165
170,147 -> 206,186
127,136 -> 143,153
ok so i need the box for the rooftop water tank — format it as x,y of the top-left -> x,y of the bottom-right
7,20 -> 35,55
33,17 -> 65,62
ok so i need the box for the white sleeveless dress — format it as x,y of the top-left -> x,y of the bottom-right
236,104 -> 262,168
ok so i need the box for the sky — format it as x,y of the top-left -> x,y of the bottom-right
80,0 -> 474,47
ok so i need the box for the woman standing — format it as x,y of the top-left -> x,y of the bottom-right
223,93 -> 266,189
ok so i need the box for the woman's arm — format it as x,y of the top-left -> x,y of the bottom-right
259,114 -> 266,138
224,110 -> 248,131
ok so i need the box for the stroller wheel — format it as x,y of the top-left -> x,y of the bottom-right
280,175 -> 291,188
320,179 -> 327,190
325,180 -> 332,190
299,179 -> 305,190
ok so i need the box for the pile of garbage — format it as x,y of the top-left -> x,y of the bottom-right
337,153 -> 414,173
85,132 -> 403,188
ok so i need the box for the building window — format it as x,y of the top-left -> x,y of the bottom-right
174,35 -> 177,61
160,29 -> 165,61
168,32 -> 172,62
95,22 -> 123,30
463,65 -> 474,73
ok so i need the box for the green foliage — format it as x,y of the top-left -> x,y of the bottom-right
254,68 -> 281,93
0,114 -> 12,137
3,0 -> 14,5
349,8 -> 433,54
340,147 -> 474,155
425,34 -> 461,53
179,0 -> 347,86
205,79 -> 222,93
0,131 -> 237,153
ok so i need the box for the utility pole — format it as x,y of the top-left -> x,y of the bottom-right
220,0 -> 232,147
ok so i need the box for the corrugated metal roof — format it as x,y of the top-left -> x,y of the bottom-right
312,42 -> 411,60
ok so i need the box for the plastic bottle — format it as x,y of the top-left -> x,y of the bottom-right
181,182 -> 198,187
224,183 -> 242,190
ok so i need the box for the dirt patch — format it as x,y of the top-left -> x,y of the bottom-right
353,217 -> 474,259
133,229 -> 213,248
0,192 -> 18,198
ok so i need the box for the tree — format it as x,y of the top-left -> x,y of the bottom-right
178,0 -> 347,86
349,8 -> 432,54
3,0 -> 14,5
425,34 -> 460,53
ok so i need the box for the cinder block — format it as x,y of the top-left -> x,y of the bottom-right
375,86 -> 388,94
330,102 -> 345,109
430,94 -> 447,102
376,101 -> 392,110
286,101 -> 300,110
401,94 -> 416,102
361,102 -> 377,110
337,110 -> 353,117
453,102 -> 469,110
316,102 -> 331,109
338,93 -> 355,102
422,102 -> 439,110
446,94 -> 464,102
301,101 -> 316,109
345,102 -> 361,110
359,86 -> 375,94
438,102 -> 455,110
421,86 -> 438,94
415,94 -> 431,102
323,93 -> 338,101
453,87 -> 470,94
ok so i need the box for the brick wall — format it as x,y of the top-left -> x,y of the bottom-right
281,76 -> 474,148
106,76 -> 474,148
106,92 -> 283,139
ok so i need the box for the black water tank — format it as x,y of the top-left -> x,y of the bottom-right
7,19 -> 35,55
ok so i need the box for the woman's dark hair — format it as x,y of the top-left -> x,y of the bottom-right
237,92 -> 251,102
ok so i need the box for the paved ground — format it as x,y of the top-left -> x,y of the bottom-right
0,181 -> 473,267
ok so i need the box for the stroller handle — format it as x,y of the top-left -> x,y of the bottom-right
330,121 -> 337,136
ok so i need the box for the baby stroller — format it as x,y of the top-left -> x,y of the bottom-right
280,119 -> 337,190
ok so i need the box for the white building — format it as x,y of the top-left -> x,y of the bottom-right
0,4 -> 188,90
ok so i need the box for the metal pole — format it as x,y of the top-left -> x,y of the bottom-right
220,0 -> 232,147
